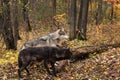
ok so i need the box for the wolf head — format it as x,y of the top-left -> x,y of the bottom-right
49,28 -> 69,40
57,28 -> 69,39
55,48 -> 73,60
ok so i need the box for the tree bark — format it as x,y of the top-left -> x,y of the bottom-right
110,2 -> 114,23
52,0 -> 56,16
0,0 -> 17,50
96,0 -> 103,25
12,0 -> 21,49
102,1 -> 108,19
69,0 -> 76,40
49,0 -> 56,29
21,0 -> 31,32
52,0 -> 56,28
12,0 -> 21,40
67,0 -> 71,24
77,0 -> 90,40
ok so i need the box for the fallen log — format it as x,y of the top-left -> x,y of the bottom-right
55,43 -> 120,69
71,43 -> 120,61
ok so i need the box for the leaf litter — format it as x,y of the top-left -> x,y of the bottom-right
0,24 -> 120,80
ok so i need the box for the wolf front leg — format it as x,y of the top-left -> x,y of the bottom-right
50,61 -> 57,77
44,60 -> 52,75
18,61 -> 30,78
18,69 -> 22,78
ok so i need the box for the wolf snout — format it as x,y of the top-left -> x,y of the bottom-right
69,55 -> 76,63
60,35 -> 69,39
70,59 -> 76,63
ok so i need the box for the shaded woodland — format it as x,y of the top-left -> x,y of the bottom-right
0,0 -> 120,80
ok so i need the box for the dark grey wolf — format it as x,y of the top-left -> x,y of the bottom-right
21,28 -> 69,50
18,46 -> 73,78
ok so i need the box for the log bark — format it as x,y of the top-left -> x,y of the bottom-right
71,43 -> 120,61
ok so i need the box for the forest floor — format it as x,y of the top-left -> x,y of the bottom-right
0,23 -> 120,80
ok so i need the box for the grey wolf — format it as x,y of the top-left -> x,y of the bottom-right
21,28 -> 69,50
18,46 -> 73,78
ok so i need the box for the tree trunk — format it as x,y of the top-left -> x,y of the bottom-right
96,0 -> 103,25
102,2 -> 108,19
52,0 -> 56,16
110,2 -> 114,23
69,0 -> 76,40
21,0 -> 31,32
77,0 -> 90,40
67,0 -> 71,24
12,0 -> 21,40
0,0 -> 17,50
52,0 -> 56,28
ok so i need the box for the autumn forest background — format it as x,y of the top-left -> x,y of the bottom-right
0,0 -> 120,80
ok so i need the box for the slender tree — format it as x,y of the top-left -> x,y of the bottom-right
12,0 -> 21,49
110,2 -> 114,23
52,0 -> 56,16
68,0 -> 71,24
21,0 -> 31,32
52,0 -> 56,27
96,0 -> 103,25
77,0 -> 90,40
12,0 -> 21,40
102,1 -> 108,19
0,0 -> 17,50
69,0 -> 76,40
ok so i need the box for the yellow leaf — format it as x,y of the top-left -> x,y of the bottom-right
5,54 -> 9,58
104,71 -> 109,75
70,77 -> 74,79
10,57 -> 15,63
54,77 -> 60,80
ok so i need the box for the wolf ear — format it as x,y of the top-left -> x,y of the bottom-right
55,29 -> 60,34
58,27 -> 64,30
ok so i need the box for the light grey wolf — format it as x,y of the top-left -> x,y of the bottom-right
18,46 -> 73,78
21,28 -> 69,50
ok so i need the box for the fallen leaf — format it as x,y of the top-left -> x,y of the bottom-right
54,77 -> 60,80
